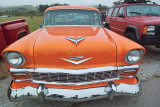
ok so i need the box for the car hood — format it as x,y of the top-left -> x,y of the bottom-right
34,26 -> 117,69
128,16 -> 160,25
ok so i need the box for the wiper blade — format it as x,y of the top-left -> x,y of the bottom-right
145,13 -> 159,16
129,12 -> 143,15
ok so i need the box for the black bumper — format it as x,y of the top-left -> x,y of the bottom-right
141,35 -> 160,45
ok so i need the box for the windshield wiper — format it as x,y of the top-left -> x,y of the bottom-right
145,13 -> 159,16
129,12 -> 144,15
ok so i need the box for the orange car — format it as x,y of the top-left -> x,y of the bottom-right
2,6 -> 145,102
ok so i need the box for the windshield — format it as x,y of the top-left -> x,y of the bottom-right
44,9 -> 102,26
127,5 -> 160,16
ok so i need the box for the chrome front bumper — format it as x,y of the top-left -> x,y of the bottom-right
8,78 -> 141,102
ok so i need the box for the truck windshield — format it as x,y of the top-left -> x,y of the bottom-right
44,9 -> 102,26
127,5 -> 160,16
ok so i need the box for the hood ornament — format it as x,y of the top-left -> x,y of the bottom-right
66,36 -> 85,45
61,57 -> 92,65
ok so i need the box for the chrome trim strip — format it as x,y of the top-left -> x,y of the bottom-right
118,65 -> 139,70
61,57 -> 92,65
10,68 -> 34,72
10,65 -> 139,74
43,25 -> 102,27
35,66 -> 117,74
14,78 -> 120,85
31,78 -> 120,86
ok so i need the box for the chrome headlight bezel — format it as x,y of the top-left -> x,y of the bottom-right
4,51 -> 25,67
146,25 -> 156,35
147,26 -> 155,32
125,49 -> 144,64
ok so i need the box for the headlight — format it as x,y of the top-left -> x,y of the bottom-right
147,26 -> 155,32
4,52 -> 25,67
125,49 -> 143,64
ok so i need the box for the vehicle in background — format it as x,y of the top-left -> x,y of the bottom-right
0,19 -> 30,55
105,0 -> 160,48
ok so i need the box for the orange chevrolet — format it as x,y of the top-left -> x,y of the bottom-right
2,6 -> 145,102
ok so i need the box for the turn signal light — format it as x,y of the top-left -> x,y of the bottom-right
122,71 -> 136,76
143,26 -> 147,34
13,75 -> 28,80
11,72 -> 29,80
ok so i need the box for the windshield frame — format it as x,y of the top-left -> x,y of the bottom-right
126,4 -> 160,17
43,9 -> 103,27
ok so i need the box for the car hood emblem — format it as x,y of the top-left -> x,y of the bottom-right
61,57 -> 92,65
66,36 -> 85,45
69,56 -> 84,60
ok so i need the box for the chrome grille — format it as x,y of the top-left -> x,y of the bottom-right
156,25 -> 160,36
31,70 -> 120,83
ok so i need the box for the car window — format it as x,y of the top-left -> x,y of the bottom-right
127,5 -> 160,16
44,9 -> 102,26
112,8 -> 119,17
117,7 -> 124,17
107,8 -> 113,17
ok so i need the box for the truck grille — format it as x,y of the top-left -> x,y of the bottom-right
156,25 -> 160,36
31,70 -> 120,83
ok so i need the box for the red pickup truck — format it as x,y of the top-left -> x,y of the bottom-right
105,0 -> 160,48
0,19 -> 29,55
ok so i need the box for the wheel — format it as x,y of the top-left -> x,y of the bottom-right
155,45 -> 160,48
18,32 -> 27,39
105,23 -> 110,29
124,32 -> 137,42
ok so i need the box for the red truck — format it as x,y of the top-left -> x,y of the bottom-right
105,0 -> 160,48
0,19 -> 29,55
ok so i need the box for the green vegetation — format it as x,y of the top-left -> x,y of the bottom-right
0,16 -> 43,32
0,5 -> 38,12
0,5 -> 39,16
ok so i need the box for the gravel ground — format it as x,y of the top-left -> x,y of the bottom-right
138,46 -> 160,80
0,45 -> 160,107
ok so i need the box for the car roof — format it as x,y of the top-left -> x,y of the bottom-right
45,6 -> 100,13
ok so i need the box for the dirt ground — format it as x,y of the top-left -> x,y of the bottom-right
0,57 -> 8,80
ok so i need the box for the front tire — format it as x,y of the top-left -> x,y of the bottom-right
155,45 -> 160,48
18,32 -> 27,39
124,32 -> 137,42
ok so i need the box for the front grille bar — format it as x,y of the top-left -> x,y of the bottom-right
10,65 -> 139,85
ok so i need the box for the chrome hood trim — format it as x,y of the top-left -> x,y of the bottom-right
61,57 -> 92,65
66,36 -> 85,45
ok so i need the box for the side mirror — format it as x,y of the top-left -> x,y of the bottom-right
102,22 -> 106,26
118,14 -> 125,18
39,25 -> 43,28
